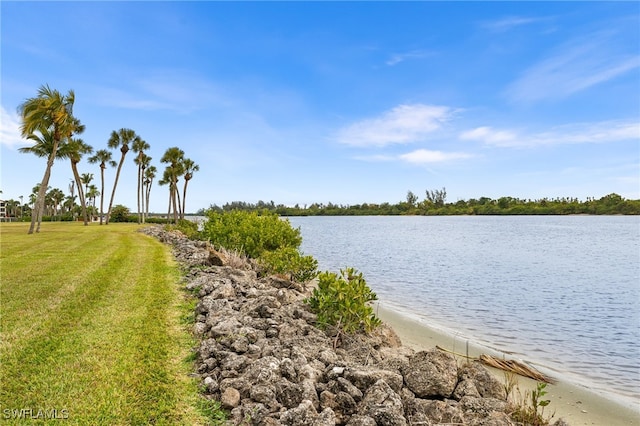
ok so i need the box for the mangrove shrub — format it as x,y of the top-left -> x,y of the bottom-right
202,209 -> 302,258
259,247 -> 318,284
305,268 -> 381,334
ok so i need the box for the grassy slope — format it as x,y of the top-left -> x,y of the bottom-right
0,222 -> 219,425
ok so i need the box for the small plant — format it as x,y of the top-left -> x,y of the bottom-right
503,370 -> 518,402
305,267 -> 381,334
218,246 -> 251,270
510,382 -> 552,426
259,247 -> 319,284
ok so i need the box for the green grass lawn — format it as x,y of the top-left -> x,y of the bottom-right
0,222 -> 222,425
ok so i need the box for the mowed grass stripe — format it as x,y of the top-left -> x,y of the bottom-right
0,224 -> 122,349
0,223 -> 209,425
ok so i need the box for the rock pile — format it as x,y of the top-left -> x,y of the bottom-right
142,226 -> 567,426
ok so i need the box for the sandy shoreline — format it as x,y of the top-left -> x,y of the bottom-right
374,302 -> 640,426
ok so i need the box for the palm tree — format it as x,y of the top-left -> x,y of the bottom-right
181,158 -> 199,219
132,138 -> 150,224
88,149 -> 116,225
139,153 -> 152,223
86,184 -> 100,220
19,128 -> 59,229
29,186 -> 39,209
48,188 -> 65,219
160,147 -> 185,224
158,170 -> 172,221
61,138 -> 93,225
68,179 -> 76,216
106,128 -> 140,225
63,194 -> 77,215
143,165 -> 157,221
81,173 -> 94,199
18,85 -> 78,234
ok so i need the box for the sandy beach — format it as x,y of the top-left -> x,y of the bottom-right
374,302 -> 640,426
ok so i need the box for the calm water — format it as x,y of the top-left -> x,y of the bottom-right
288,215 -> 640,407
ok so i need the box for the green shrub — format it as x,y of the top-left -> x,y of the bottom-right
145,217 -> 171,224
305,268 -> 381,334
259,247 -> 318,284
110,205 -> 132,222
201,210 -> 302,258
166,219 -> 201,239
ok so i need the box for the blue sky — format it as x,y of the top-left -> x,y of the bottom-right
1,1 -> 639,212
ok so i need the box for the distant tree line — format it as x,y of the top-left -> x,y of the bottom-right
199,189 -> 640,216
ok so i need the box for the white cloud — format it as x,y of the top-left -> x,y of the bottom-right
336,104 -> 454,147
460,120 -> 640,148
399,149 -> 473,164
353,150 -> 473,164
386,49 -> 433,66
481,16 -> 547,32
353,154 -> 396,162
0,106 -> 26,148
90,69 -> 225,113
506,31 -> 640,103
460,126 -> 518,146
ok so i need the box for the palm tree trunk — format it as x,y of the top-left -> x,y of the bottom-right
167,185 -> 172,222
71,161 -> 89,226
137,164 -> 142,224
106,155 -> 125,225
172,184 -> 179,224
99,165 -> 105,225
30,141 -> 59,234
145,179 -> 153,221
182,178 -> 190,220
175,185 -> 183,220
140,171 -> 145,224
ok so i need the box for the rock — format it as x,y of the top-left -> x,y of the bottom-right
302,379 -> 320,410
280,400 -> 318,425
314,408 -> 337,426
335,391 -> 358,417
358,379 -> 407,426
344,367 -> 404,393
337,377 -> 364,401
459,396 -> 508,418
207,249 -> 224,266
454,361 -> 505,400
406,398 -> 465,425
193,321 -> 208,336
203,376 -> 219,393
345,415 -> 376,426
208,317 -> 243,338
280,357 -> 298,381
210,281 -> 236,299
250,384 -> 277,405
402,350 -> 458,398
221,387 -> 241,409
467,411 -> 516,426
278,380 -> 304,408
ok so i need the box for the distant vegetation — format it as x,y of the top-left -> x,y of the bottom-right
10,84 -> 200,233
200,190 -> 640,216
